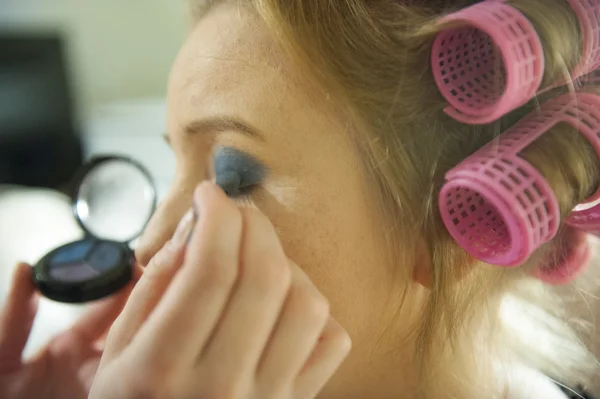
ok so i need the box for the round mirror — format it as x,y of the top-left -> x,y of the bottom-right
73,156 -> 156,242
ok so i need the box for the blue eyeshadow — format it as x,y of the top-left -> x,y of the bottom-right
214,146 -> 267,196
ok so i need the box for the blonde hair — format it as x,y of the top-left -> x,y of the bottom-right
193,0 -> 600,397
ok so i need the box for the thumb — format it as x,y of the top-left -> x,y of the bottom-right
0,263 -> 39,373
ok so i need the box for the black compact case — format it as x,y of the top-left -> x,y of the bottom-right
32,156 -> 157,303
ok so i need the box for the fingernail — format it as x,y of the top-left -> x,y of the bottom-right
188,203 -> 199,245
170,209 -> 194,249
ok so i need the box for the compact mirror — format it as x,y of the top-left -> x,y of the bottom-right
74,157 -> 155,242
32,156 -> 157,303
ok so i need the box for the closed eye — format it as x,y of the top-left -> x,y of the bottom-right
217,169 -> 258,198
214,146 -> 267,198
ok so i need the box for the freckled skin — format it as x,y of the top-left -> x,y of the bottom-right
135,4 -> 421,398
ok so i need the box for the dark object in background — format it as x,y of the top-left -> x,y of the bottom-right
0,33 -> 83,190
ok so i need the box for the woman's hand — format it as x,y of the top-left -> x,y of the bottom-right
90,182 -> 352,399
0,263 -> 135,399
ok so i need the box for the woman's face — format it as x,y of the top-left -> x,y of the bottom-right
135,3 -> 413,394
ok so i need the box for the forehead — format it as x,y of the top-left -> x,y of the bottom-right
167,4 -> 299,132
176,4 -> 286,81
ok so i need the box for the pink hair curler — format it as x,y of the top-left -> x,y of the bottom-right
562,92 -> 600,234
541,0 -> 600,91
566,0 -> 600,82
431,0 -> 545,125
580,68 -> 600,87
533,227 -> 592,285
439,92 -> 600,266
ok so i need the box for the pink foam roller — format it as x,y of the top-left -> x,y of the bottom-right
431,1 -> 544,125
440,93 -> 600,266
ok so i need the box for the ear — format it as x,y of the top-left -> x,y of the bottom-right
412,238 -> 478,288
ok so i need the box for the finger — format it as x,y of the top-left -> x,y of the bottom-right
104,242 -> 184,356
201,208 -> 292,376
294,318 -> 352,399
132,262 -> 144,282
95,264 -> 144,345
256,263 -> 330,396
132,182 -> 243,364
0,263 -> 39,372
70,278 -> 135,343
103,210 -> 193,358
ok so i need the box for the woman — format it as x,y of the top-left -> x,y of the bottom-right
1,0 -> 600,397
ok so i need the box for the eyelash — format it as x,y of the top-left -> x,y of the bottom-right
226,187 -> 257,208
216,167 -> 262,201
223,184 -> 257,199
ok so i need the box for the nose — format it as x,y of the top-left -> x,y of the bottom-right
135,189 -> 193,266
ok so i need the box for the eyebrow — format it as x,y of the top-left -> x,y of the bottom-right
183,116 -> 265,141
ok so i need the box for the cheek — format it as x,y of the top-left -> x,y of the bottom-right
255,179 -> 396,338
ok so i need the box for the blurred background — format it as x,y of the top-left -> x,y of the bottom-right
0,0 -> 187,355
